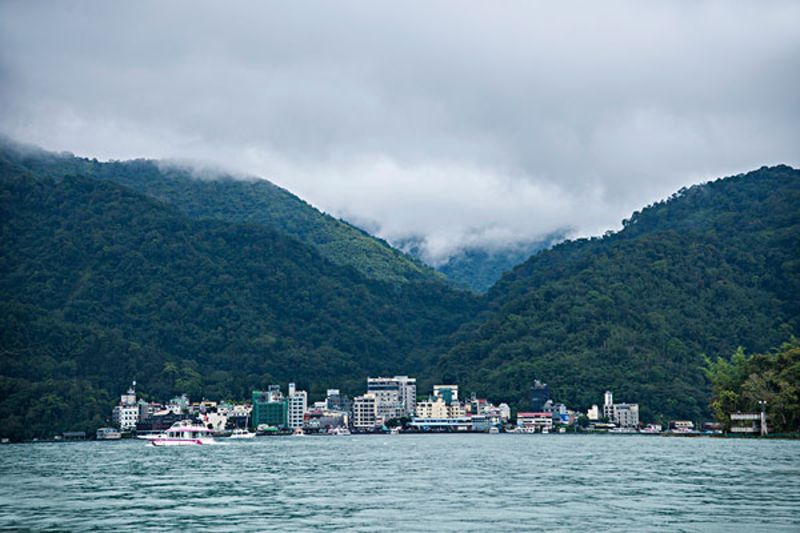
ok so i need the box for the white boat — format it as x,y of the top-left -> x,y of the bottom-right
488,426 -> 500,434
292,427 -> 305,437
136,432 -> 165,441
96,427 -> 122,440
390,426 -> 401,435
229,427 -> 257,439
328,427 -> 351,436
150,420 -> 216,446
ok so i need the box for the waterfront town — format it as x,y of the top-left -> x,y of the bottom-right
74,376 -> 754,442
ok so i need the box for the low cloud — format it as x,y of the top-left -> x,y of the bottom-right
1,1 -> 798,263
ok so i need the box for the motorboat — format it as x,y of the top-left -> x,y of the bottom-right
96,427 -> 122,440
229,427 -> 257,439
150,420 -> 216,446
328,427 -> 351,436
390,426 -> 401,435
292,427 -> 305,437
488,426 -> 500,434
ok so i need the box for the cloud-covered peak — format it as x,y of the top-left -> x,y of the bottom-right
1,1 -> 798,263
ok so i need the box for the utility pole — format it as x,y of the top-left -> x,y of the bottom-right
758,400 -> 768,437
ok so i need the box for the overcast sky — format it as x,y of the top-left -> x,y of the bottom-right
1,1 -> 798,263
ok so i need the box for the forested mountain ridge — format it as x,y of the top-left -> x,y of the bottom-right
0,167 -> 482,440
438,165 -> 800,423
0,139 -> 439,285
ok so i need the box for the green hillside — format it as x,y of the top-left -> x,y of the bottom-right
0,140 -> 438,285
436,237 -> 563,293
0,165 -> 481,440
438,166 -> 800,423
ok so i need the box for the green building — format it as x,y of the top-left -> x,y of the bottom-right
251,390 -> 288,429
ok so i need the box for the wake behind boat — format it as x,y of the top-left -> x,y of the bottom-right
150,420 -> 216,446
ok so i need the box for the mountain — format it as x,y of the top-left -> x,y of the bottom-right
0,139 -> 439,285
0,160 -> 481,440
437,165 -> 800,423
436,237 -> 564,293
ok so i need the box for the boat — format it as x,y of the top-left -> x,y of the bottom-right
229,427 -> 257,439
390,426 -> 401,435
96,427 -> 122,440
328,427 -> 351,436
136,432 -> 165,441
488,426 -> 500,434
292,427 -> 305,437
150,420 -> 216,446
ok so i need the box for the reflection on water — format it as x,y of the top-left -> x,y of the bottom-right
1,434 -> 798,531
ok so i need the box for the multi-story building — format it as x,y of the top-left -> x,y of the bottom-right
602,391 -> 640,428
352,393 -> 378,430
433,385 -> 458,405
516,412 -> 553,432
416,397 -> 449,419
112,382 -> 139,431
325,389 -> 342,411
252,388 -> 288,429
287,383 -> 308,429
367,376 -> 416,419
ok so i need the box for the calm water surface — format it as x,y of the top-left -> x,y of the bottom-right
0,434 -> 798,532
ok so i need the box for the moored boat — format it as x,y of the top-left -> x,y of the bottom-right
150,420 -> 215,446
229,427 -> 257,439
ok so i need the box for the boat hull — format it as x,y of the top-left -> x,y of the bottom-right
151,438 -> 214,446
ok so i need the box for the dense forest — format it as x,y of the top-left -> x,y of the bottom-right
0,164 -> 481,440
438,166 -> 800,424
400,236 -> 563,293
1,139 -> 798,439
704,340 -> 800,433
0,140 -> 438,285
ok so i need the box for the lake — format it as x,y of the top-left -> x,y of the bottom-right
0,434 -> 798,531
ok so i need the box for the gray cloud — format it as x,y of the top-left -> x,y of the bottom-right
1,1 -> 798,262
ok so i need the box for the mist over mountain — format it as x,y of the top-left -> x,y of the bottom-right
438,165 -> 800,422
0,139 -> 798,439
0,149 -> 481,440
0,139 -> 438,285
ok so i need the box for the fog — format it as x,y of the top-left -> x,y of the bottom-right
1,1 -> 797,262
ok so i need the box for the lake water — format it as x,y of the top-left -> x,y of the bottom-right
0,434 -> 798,531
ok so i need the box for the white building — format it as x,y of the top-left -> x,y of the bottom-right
287,383 -> 308,429
112,382 -> 139,430
602,391 -> 639,428
352,393 -> 378,430
587,405 -> 600,421
516,412 -> 554,432
367,376 -> 416,419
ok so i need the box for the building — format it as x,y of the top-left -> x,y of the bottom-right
252,388 -> 288,429
433,385 -> 458,404
287,383 -> 308,429
367,376 -> 417,419
602,391 -> 640,428
416,397 -> 449,419
111,381 -> 139,430
530,380 -> 550,412
352,393 -> 378,430
516,412 -> 554,432
409,416 -> 472,431
587,405 -> 600,421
